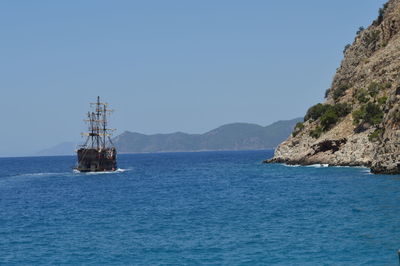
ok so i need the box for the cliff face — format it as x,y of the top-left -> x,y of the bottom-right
267,0 -> 400,174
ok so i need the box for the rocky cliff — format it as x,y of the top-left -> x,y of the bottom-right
266,0 -> 400,174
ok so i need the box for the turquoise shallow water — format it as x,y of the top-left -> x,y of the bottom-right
1,150 -> 400,265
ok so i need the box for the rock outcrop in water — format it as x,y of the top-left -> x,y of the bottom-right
266,0 -> 400,174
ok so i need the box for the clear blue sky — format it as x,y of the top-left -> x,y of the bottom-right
0,0 -> 387,156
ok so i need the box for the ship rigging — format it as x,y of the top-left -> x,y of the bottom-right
75,96 -> 117,172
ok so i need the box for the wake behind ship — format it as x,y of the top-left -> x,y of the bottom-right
75,96 -> 117,172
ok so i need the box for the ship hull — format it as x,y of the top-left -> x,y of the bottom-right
75,148 -> 117,172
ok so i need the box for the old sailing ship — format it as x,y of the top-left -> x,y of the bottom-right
75,96 -> 117,172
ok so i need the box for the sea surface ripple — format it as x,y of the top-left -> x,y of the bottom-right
1,150 -> 400,265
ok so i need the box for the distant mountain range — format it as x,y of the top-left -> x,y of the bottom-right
35,141 -> 78,156
35,118 -> 301,156
114,118 -> 301,153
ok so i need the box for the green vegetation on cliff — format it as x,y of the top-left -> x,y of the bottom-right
301,103 -> 351,138
332,84 -> 350,101
368,128 -> 384,142
352,81 -> 387,132
292,122 -> 305,137
352,102 -> 384,126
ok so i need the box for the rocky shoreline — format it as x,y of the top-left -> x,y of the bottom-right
263,158 -> 370,168
264,158 -> 399,175
265,0 -> 400,175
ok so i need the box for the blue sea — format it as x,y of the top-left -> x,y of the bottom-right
1,150 -> 400,265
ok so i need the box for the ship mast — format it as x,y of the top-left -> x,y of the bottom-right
82,96 -> 115,150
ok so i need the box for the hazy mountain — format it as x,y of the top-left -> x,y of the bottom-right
114,118 -> 302,153
35,141 -> 78,156
35,118 -> 301,156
